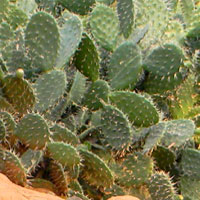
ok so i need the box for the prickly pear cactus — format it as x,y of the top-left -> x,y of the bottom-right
0,0 -> 199,199
15,113 -> 51,149
25,11 -> 60,71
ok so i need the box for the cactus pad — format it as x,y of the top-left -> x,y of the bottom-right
25,11 -> 60,71
73,33 -> 99,82
34,70 -> 67,112
56,14 -> 82,68
160,119 -> 195,147
108,42 -> 142,90
109,91 -> 159,127
21,149 -> 43,174
69,71 -> 87,105
2,74 -> 36,115
15,113 -> 51,149
148,171 -> 176,200
50,124 -> 79,146
0,148 -> 27,186
84,80 -> 110,110
90,4 -> 119,51
79,148 -> 113,188
181,148 -> 200,179
58,0 -> 95,15
143,44 -> 186,94
101,104 -> 134,151
48,160 -> 68,195
47,142 -> 80,167
117,152 -> 154,187
180,176 -> 200,200
117,0 -> 134,39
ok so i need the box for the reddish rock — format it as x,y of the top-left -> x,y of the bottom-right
0,173 -> 63,200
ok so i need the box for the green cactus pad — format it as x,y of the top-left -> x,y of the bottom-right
160,119 -> 195,147
65,164 -> 80,180
56,14 -> 82,68
0,119 -> 6,140
91,110 -> 102,127
143,71 -> 185,94
34,70 -> 67,112
25,11 -> 60,71
90,4 -> 119,51
180,176 -> 200,200
35,0 -> 56,13
167,75 -> 196,119
117,152 -> 154,187
103,184 -> 125,200
143,123 -> 166,153
144,44 -> 184,76
143,44 -> 186,94
0,96 -> 15,113
152,145 -> 176,171
15,113 -> 51,149
6,4 -> 28,29
101,104 -> 134,151
2,75 -> 36,115
48,160 -> 68,195
84,80 -> 110,110
109,91 -> 159,127
117,0 -> 134,39
21,149 -> 43,174
185,25 -> 200,53
134,0 -> 169,48
0,22 -> 14,43
181,148 -> 200,179
16,0 -> 37,16
148,171 -> 176,200
180,0 -> 195,25
0,148 -> 27,186
69,180 -> 83,194
68,191 -> 90,200
29,178 -> 57,194
0,0 -> 9,23
79,148 -> 113,188
73,33 -> 99,82
47,142 -> 80,167
50,124 -> 79,146
96,0 -> 114,5
57,0 -> 95,15
107,42 -> 142,90
0,111 -> 16,144
68,71 -> 87,105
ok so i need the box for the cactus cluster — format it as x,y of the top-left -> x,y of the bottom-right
0,0 -> 200,199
